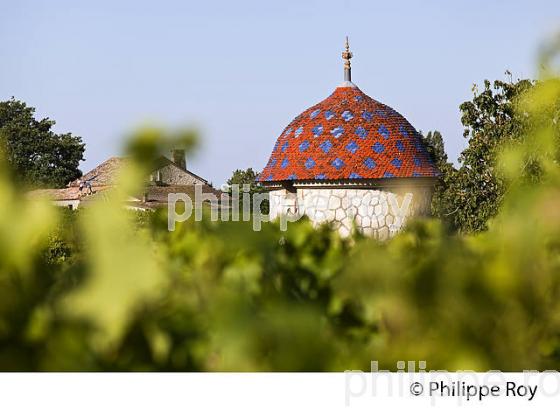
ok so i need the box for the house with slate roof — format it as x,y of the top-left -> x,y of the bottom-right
259,38 -> 440,239
29,149 -> 220,210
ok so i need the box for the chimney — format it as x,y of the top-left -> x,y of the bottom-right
172,149 -> 186,170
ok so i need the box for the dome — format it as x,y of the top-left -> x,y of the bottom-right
259,41 -> 439,183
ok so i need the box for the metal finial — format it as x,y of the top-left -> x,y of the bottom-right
342,36 -> 353,82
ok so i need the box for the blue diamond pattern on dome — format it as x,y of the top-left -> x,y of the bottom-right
287,174 -> 297,180
258,86 -> 440,183
266,175 -> 273,181
378,125 -> 390,139
362,110 -> 373,121
332,158 -> 344,170
372,142 -> 385,153
364,157 -> 376,169
331,126 -> 344,138
312,125 -> 323,137
320,140 -> 333,153
355,126 -> 368,139
399,125 -> 409,137
341,110 -> 354,122
346,141 -> 359,154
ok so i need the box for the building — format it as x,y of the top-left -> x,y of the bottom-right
28,150 -> 221,210
258,39 -> 440,239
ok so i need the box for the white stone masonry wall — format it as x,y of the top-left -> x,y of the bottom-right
268,187 -> 431,239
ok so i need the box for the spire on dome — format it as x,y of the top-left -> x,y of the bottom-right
342,36 -> 353,82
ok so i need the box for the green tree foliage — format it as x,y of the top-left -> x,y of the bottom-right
227,167 -> 269,214
0,98 -> 85,188
441,77 -> 536,232
227,168 -> 260,187
420,131 -> 457,227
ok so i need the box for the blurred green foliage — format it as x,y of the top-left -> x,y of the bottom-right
1,49 -> 560,372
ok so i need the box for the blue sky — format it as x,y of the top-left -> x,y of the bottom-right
1,0 -> 559,185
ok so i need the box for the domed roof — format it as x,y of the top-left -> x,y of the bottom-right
258,40 -> 439,184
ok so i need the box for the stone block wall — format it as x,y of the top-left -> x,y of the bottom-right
268,187 -> 432,239
153,164 -> 207,186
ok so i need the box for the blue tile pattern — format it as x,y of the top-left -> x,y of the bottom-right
331,126 -> 344,138
299,140 -> 310,152
378,125 -> 390,139
346,141 -> 359,154
332,158 -> 344,170
312,125 -> 324,137
355,126 -> 368,139
341,110 -> 354,122
320,140 -> 333,153
305,158 -> 316,169
372,142 -> 385,153
364,157 -> 376,169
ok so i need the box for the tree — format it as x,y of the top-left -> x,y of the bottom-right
226,167 -> 269,213
438,77 -> 536,233
0,98 -> 85,188
227,168 -> 260,188
420,131 -> 458,228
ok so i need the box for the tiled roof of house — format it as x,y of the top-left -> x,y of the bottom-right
27,186 -> 112,201
69,157 -> 126,187
258,85 -> 440,183
69,156 -> 209,187
27,187 -> 82,201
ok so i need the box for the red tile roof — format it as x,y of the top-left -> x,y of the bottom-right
258,85 -> 439,183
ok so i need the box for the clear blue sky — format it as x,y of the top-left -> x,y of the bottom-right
1,0 -> 559,186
